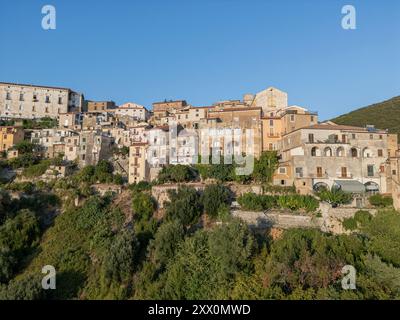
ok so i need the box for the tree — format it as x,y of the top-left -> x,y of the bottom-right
165,186 -> 203,226
201,184 -> 231,218
151,220 -> 185,268
253,151 -> 279,183
102,228 -> 138,283
132,192 -> 156,221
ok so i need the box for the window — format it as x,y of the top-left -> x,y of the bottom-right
352,134 -> 356,139
341,134 -> 346,143
270,128 -> 274,136
295,167 -> 303,178
45,107 -> 49,113
279,167 -> 286,174
45,96 -> 50,103
269,119 -> 274,126
32,106 -> 35,112
341,167 -> 347,178
269,143 -> 273,150
290,115 -> 295,122
58,97 -> 62,104
69,147 -> 73,151
367,165 -> 374,177
6,92 -> 11,100
370,134 -> 373,140
311,147 -> 318,157
379,135 -> 383,140
317,167 -> 323,178
19,93 -> 24,101
378,149 -> 383,157
351,148 -> 358,157
280,180 -> 285,185
33,94 -> 38,101
308,134 -> 314,143
310,116 -> 314,122
393,170 -> 397,175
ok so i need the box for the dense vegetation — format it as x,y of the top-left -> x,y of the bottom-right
2,168 -> 400,299
237,193 -> 319,212
331,96 -> 400,138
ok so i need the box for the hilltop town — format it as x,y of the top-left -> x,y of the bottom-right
1,81 -> 399,203
1,81 -> 400,300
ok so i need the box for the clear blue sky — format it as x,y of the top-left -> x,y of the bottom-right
0,0 -> 399,119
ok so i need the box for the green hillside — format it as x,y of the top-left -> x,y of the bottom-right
331,96 -> 400,137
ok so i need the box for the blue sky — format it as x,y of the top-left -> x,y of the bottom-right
0,0 -> 399,119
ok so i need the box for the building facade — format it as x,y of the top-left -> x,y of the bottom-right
0,82 -> 83,119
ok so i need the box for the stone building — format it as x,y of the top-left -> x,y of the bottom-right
262,106 -> 318,151
31,128 -> 76,158
59,112 -> 83,130
0,82 -> 83,119
85,101 -> 116,113
0,126 -> 24,152
128,142 -> 149,184
64,130 -> 114,167
277,122 -> 394,193
115,102 -> 149,121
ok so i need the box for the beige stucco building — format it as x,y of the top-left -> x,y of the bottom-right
0,82 -> 83,119
277,122 -> 395,194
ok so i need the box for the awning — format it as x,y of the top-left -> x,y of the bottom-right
334,180 -> 366,193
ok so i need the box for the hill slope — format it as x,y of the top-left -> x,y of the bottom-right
331,96 -> 400,137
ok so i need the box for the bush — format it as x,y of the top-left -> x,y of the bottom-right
317,187 -> 353,206
158,165 -> 197,183
369,194 -> 393,207
22,160 -> 51,178
238,193 -> 319,212
201,184 -> 231,218
166,186 -> 203,226
132,192 -> 156,221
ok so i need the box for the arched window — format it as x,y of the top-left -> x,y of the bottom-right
363,147 -> 372,158
336,147 -> 344,157
324,147 -> 332,157
311,147 -> 320,157
350,148 -> 358,158
313,182 -> 329,192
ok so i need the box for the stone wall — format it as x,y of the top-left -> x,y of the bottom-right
152,183 -> 206,208
392,179 -> 400,211
232,210 -> 324,230
232,203 -> 378,234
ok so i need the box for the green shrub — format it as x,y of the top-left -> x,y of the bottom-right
369,194 -> 393,207
237,193 -> 319,212
22,160 -> 51,177
158,165 -> 198,183
201,184 -> 231,218
317,188 -> 353,206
